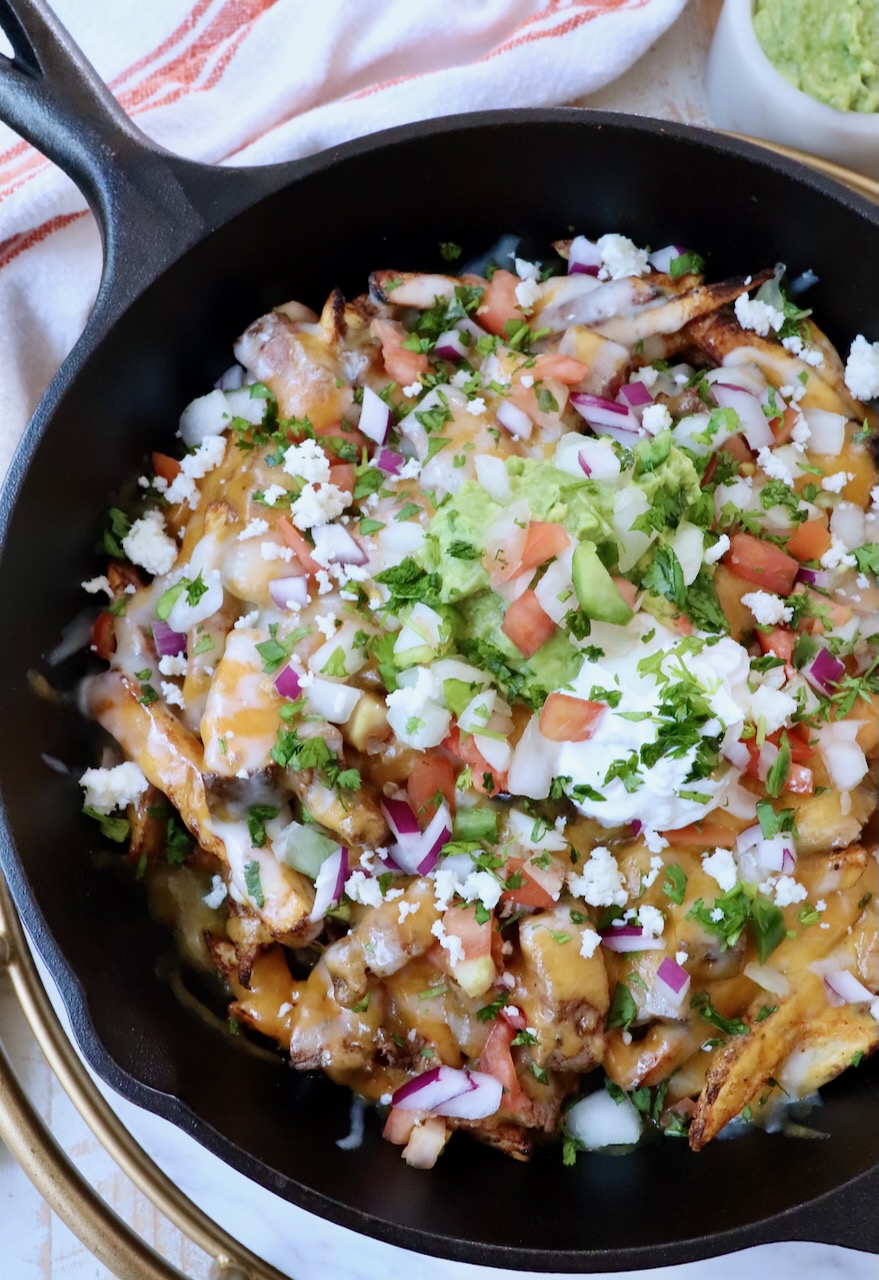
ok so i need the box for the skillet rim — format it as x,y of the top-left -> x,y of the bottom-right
1,106 -> 878,1271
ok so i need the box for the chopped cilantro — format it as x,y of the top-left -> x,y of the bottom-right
690,991 -> 747,1036
669,250 -> 705,278
244,860 -> 265,909
606,982 -> 637,1032
82,806 -> 130,844
247,804 -> 279,849
662,864 -> 687,906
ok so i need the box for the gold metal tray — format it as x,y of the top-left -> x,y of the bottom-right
0,130 -> 874,1280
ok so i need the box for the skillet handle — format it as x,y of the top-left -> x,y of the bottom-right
0,0 -> 263,294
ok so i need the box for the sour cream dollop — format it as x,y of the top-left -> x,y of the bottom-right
557,615 -> 752,831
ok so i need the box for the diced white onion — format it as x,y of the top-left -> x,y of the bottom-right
803,408 -> 846,457
305,678 -> 363,724
474,455 -> 512,502
830,502 -> 866,551
167,568 -> 224,632
566,1090 -> 641,1149
670,521 -> 704,586
507,716 -> 559,799
179,389 -> 231,447
744,962 -> 791,996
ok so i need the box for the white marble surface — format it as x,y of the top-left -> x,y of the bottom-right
0,2 -> 875,1277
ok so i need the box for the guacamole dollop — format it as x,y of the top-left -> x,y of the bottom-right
753,0 -> 879,113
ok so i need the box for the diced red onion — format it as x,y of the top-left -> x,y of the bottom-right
394,802 -> 452,877
359,385 -> 391,445
796,567 -> 832,590
496,400 -> 533,439
823,969 -> 875,1007
382,797 -> 420,841
600,925 -> 665,953
435,330 -> 470,361
376,448 -> 404,475
712,383 -> 773,450
309,846 -> 349,921
567,235 -> 602,275
782,847 -> 796,875
273,664 -> 302,701
631,820 -> 643,836
268,575 -> 309,610
752,833 -> 796,873
647,244 -> 688,273
578,451 -> 592,477
570,393 -> 640,436
377,849 -> 404,873
803,647 -> 846,697
392,1066 -> 502,1120
656,956 -> 690,1008
618,381 -> 654,409
392,1065 -> 474,1112
312,524 -> 368,566
440,1069 -> 503,1120
152,620 -> 186,657
736,824 -> 762,856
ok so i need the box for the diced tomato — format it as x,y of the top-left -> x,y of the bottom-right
479,1019 -> 521,1104
383,1108 -> 421,1146
757,627 -> 794,664
442,726 -> 508,796
661,823 -> 738,849
442,904 -> 492,960
785,519 -> 831,562
328,462 -> 355,497
500,857 -> 556,910
721,435 -> 752,464
277,516 -> 322,574
371,318 -> 428,385
532,353 -> 588,386
476,269 -> 523,337
91,612 -> 116,660
801,590 -> 853,635
771,406 -> 801,445
786,763 -> 814,794
743,727 -> 813,780
501,590 -> 556,658
518,521 -> 570,575
787,722 -> 815,762
408,755 -> 456,823
724,532 -> 799,596
612,577 -> 639,610
539,692 -> 605,743
151,451 -> 181,483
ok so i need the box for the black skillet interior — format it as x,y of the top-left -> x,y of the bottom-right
0,10 -> 878,1272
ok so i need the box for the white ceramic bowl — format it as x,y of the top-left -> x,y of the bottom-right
705,0 -> 879,180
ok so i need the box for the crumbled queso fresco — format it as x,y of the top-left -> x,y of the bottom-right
76,230 -> 879,1170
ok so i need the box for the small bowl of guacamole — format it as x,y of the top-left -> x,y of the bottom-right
706,0 -> 879,179
754,0 -> 878,114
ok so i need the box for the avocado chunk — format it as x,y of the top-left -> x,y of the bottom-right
572,541 -> 634,626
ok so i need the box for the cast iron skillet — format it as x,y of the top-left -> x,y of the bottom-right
0,1 -> 877,1271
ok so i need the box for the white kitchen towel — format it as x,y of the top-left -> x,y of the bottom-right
0,0 -> 687,480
